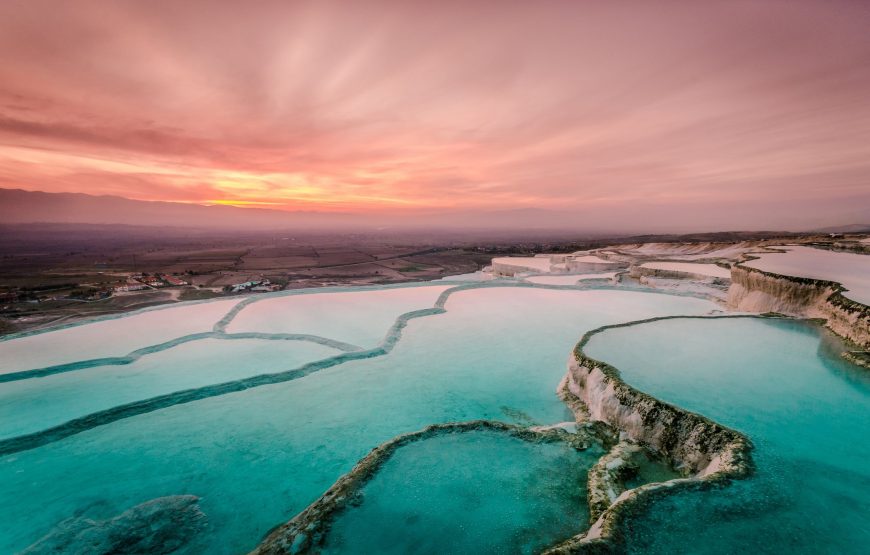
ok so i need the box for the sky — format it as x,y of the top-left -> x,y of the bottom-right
1,0 -> 869,231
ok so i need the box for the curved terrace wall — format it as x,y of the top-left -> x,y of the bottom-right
629,264 -> 730,283
550,316 -> 754,552
565,260 -> 626,273
250,421 -> 593,555
491,261 -> 552,276
728,264 -> 870,348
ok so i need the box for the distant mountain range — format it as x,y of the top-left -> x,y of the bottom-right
809,223 -> 870,234
0,188 -> 597,232
0,188 -> 364,230
1,188 -> 867,235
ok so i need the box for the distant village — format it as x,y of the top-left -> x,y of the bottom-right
1,273 -> 283,306
111,274 -> 281,297
114,273 -> 189,292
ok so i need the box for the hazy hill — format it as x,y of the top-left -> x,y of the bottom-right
810,223 -> 870,234
2,188 -> 866,235
0,188 -> 365,230
0,188 -> 591,232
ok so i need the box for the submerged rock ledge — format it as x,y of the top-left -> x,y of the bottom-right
21,495 -> 207,555
547,315 -> 756,553
249,420 -> 594,555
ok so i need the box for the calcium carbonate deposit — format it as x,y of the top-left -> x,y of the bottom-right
1,243 -> 868,554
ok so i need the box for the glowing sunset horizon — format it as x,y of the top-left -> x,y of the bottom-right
1,0 -> 869,230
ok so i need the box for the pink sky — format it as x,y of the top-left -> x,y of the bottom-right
1,0 -> 869,230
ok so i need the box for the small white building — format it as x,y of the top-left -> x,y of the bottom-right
115,282 -> 148,292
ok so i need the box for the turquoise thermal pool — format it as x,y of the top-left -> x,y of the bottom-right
0,298 -> 243,375
584,317 -> 870,554
223,285 -> 453,347
0,339 -> 340,439
0,285 -> 715,554
1,276 -> 866,554
321,430 -> 599,555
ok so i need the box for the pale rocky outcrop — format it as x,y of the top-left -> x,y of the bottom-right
547,321 -> 752,553
586,440 -> 645,523
560,355 -> 747,477
728,265 -> 870,348
843,351 -> 870,369
629,264 -> 730,283
490,254 -> 626,277
492,262 -> 547,276
609,241 -> 760,260
565,259 -> 626,273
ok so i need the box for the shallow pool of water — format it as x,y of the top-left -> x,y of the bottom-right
0,298 -> 243,375
225,284 -> 452,347
0,338 -> 340,439
322,430 -> 599,555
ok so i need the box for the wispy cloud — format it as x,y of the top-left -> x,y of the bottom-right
0,0 -> 868,229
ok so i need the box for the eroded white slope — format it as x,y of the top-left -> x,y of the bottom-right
743,245 -> 870,305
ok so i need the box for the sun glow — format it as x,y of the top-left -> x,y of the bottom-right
204,199 -> 284,207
